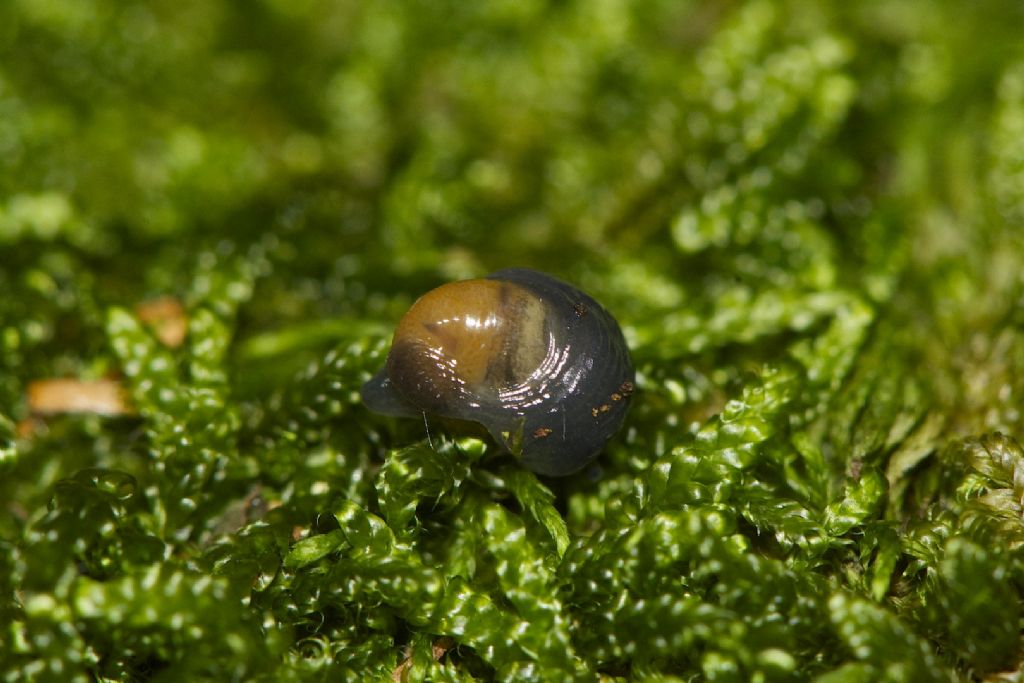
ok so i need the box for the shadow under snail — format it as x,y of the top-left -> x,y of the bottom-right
361,268 -> 634,476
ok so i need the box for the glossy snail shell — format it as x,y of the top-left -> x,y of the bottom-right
361,268 -> 634,476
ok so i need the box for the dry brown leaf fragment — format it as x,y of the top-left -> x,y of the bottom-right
27,378 -> 133,416
391,656 -> 411,683
135,296 -> 188,347
391,636 -> 455,682
431,636 -> 454,660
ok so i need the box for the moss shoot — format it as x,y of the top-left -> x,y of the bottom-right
2,1 -> 1024,680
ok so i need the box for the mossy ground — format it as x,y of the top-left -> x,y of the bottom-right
3,1 -> 1024,681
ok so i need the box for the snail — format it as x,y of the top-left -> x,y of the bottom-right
361,268 -> 634,476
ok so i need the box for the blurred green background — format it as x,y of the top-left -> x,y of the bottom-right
3,0 -> 1024,680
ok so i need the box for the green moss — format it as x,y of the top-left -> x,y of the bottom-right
2,0 -> 1024,680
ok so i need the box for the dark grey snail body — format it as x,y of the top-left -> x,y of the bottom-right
361,268 -> 634,476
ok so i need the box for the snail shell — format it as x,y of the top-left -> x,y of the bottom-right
361,268 -> 634,476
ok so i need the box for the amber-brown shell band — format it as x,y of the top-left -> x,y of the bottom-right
361,268 -> 634,476
385,279 -> 548,413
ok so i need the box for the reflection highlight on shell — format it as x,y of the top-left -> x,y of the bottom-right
361,268 -> 634,476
